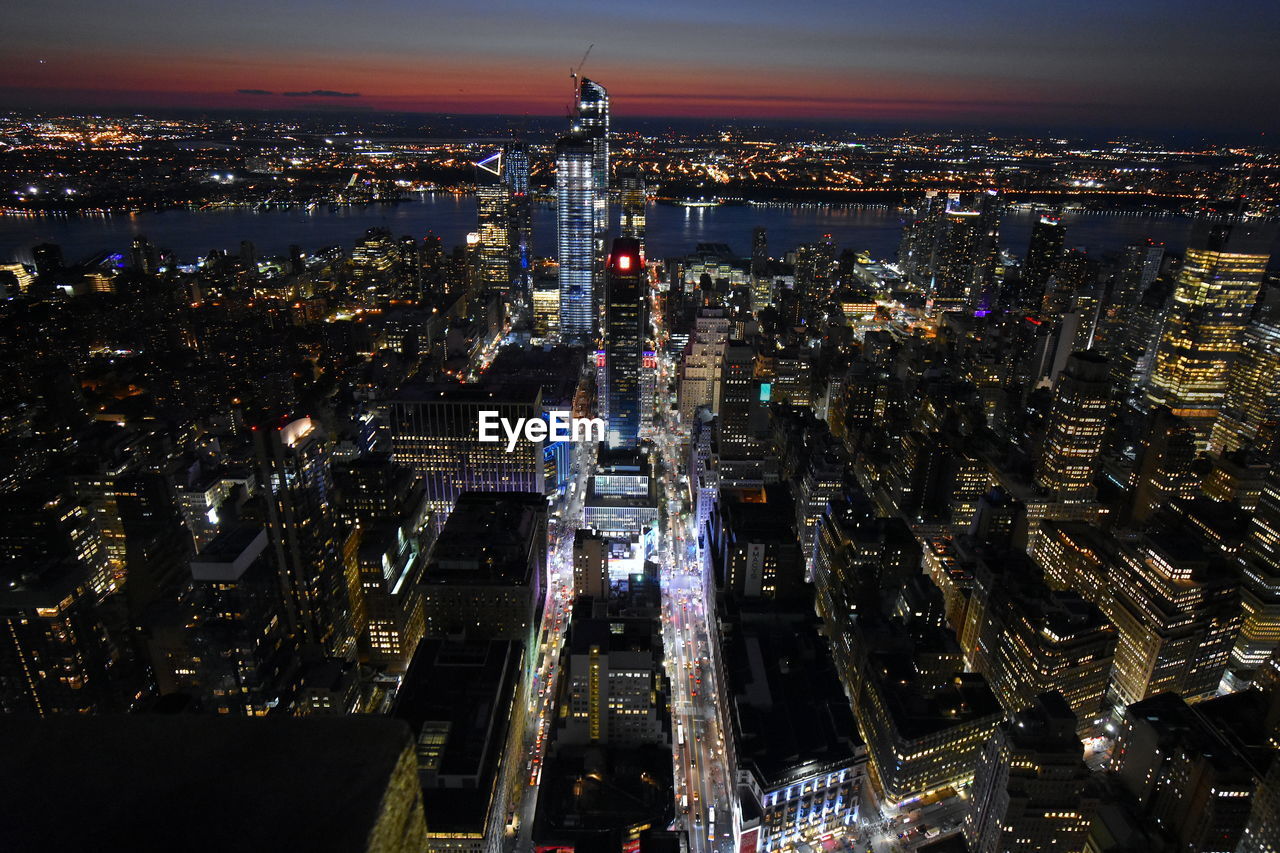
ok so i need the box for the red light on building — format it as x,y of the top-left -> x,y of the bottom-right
617,254 -> 632,271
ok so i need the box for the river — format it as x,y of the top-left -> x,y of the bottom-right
0,194 -> 1199,266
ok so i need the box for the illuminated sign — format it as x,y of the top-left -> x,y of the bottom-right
759,383 -> 771,402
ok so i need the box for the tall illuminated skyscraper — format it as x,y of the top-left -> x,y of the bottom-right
619,168 -> 645,244
1035,351 -> 1110,502
934,208 -> 984,307
1145,223 -> 1274,448
1106,533 -> 1241,706
575,78 -> 610,235
474,151 -> 512,295
1229,474 -> 1280,677
556,133 -> 596,341
503,141 -> 532,297
1210,311 -> 1280,454
603,238 -> 645,448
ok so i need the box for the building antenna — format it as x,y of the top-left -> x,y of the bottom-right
570,44 -> 594,119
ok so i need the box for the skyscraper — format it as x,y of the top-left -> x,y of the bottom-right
1035,351 -> 1111,502
253,416 -> 359,658
1112,692 -> 1259,852
575,78 -> 610,236
964,693 -> 1096,853
1024,215 -> 1065,299
933,208 -> 985,308
1128,406 -> 1198,524
718,340 -> 763,459
0,491 -> 133,715
1111,238 -> 1165,307
603,238 -> 646,448
474,153 -> 512,296
556,133 -> 596,341
503,141 -> 532,297
1145,222 -> 1274,448
389,382 -> 545,523
1106,532 -> 1241,705
619,168 -> 645,244
1210,311 -> 1280,454
1229,474 -> 1280,677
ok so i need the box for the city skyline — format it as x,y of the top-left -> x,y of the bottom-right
3,6 -> 1280,853
1,0 -> 1278,135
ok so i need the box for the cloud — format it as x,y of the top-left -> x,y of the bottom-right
282,89 -> 361,98
236,88 -> 275,95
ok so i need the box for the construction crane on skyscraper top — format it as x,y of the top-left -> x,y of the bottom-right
570,44 -> 593,117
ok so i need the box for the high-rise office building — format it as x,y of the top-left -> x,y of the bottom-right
966,556 -> 1115,731
253,416 -> 359,658
333,454 -> 429,673
677,307 -> 730,421
532,273 -> 561,341
575,78 -> 610,235
390,382 -> 545,523
176,525 -> 294,715
1145,222 -> 1274,448
721,608 -> 864,853
0,491 -> 133,715
619,168 -> 645,244
1128,405 -> 1198,524
1111,238 -> 1166,308
1229,474 -> 1280,677
474,151 -> 512,295
1040,248 -> 1097,324
556,133 -> 597,341
1210,311 -> 1280,454
964,692 -> 1096,853
572,529 -> 608,599
1035,351 -> 1110,502
1110,277 -> 1171,393
418,492 -> 546,662
503,141 -> 532,296
751,227 -> 768,276
1112,692 -> 1259,853
705,485 -> 806,602
604,238 -> 646,448
394,638 -> 523,853
557,597 -> 666,747
1024,216 -> 1066,299
1106,532 -> 1241,705
934,207 -> 985,307
719,340 -> 764,458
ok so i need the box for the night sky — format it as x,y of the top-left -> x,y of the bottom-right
2,0 -> 1278,134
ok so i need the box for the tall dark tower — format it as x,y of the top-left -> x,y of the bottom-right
1025,216 -> 1065,298
604,238 -> 646,449
253,416 -> 357,657
751,227 -> 768,277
